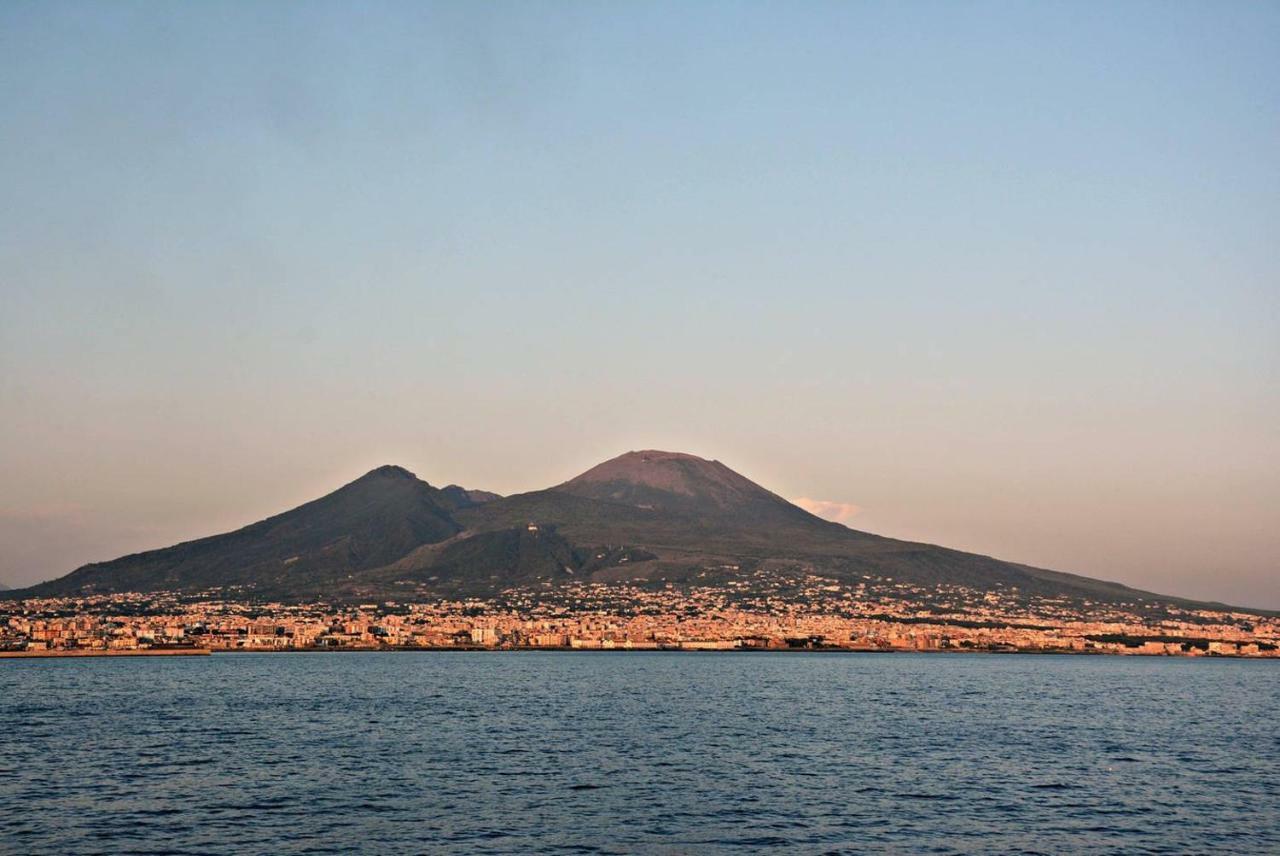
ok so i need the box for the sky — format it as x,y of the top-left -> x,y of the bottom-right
1,1 -> 1277,606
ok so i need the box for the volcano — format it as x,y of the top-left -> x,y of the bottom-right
7,450 -> 1254,613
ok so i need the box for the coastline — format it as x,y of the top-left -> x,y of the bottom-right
0,648 -> 210,658
3,646 -> 1274,659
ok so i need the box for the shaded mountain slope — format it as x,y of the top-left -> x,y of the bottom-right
17,466 -> 462,598
342,524 -> 653,599
438,485 -> 502,511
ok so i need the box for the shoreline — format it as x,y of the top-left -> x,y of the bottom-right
0,648 -> 210,658
2,646 -> 1274,659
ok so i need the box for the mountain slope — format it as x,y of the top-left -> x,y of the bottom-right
460,451 -> 1208,608
17,466 -> 462,598
342,524 -> 650,597
438,485 -> 502,511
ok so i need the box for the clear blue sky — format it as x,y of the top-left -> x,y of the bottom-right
1,1 -> 1277,606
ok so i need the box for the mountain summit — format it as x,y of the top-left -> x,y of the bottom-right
560,450 -> 774,506
20,465 -> 462,598
555,450 -> 814,524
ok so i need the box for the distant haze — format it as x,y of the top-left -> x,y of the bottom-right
1,2 -> 1277,607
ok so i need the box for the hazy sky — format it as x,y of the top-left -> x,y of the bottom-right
1,2 -> 1277,606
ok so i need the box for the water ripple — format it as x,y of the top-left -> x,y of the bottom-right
1,653 -> 1277,854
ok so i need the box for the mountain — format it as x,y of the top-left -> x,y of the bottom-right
6,450 -> 1257,613
0,582 -> 9,592
17,465 -> 463,599
456,451 -> 1186,606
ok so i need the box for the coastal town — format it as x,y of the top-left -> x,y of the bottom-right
3,571 -> 1277,658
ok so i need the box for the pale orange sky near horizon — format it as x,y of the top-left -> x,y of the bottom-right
1,3 -> 1277,606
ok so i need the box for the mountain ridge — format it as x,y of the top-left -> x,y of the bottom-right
7,451 -> 1269,614
16,465 -> 461,599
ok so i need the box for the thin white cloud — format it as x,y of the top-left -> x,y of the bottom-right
791,497 -> 862,525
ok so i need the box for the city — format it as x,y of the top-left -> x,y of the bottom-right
5,571 -> 1276,658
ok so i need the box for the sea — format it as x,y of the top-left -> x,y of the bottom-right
1,652 -> 1277,855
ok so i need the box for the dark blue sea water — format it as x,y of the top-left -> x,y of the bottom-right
2,652 -> 1277,854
